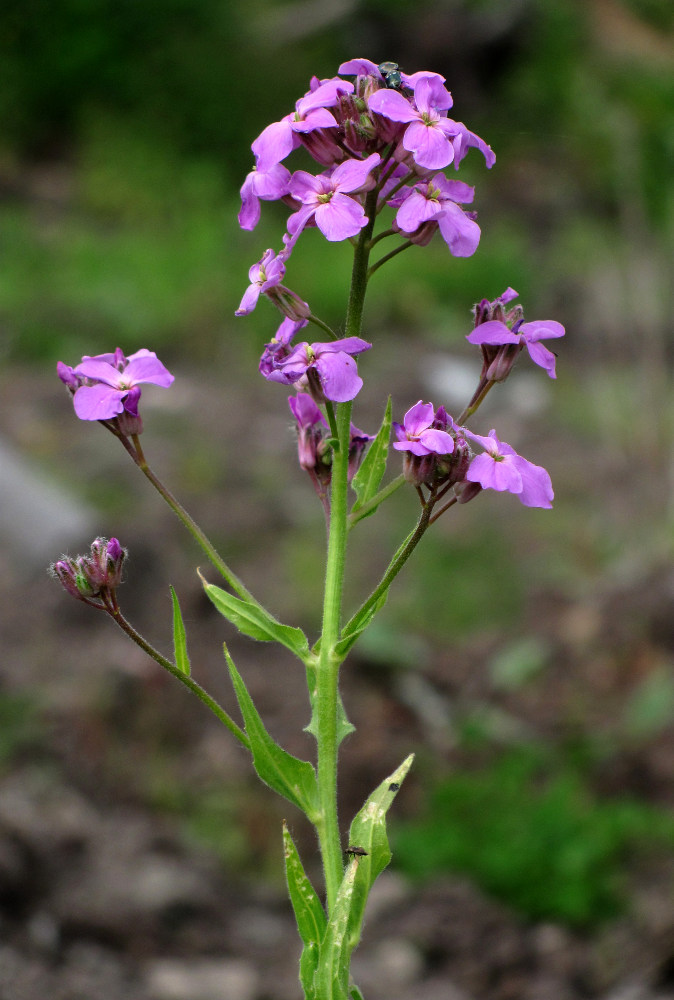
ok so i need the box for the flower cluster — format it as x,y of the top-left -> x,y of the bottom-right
237,59 -> 495,409
393,399 -> 553,508
50,537 -> 126,607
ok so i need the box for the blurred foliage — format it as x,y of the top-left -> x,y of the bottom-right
392,744 -> 674,927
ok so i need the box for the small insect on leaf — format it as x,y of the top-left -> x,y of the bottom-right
389,782 -> 400,792
345,845 -> 369,857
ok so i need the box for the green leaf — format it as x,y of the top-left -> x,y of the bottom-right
350,987 -> 365,1000
170,585 -> 191,676
351,397 -> 391,516
224,645 -> 319,822
335,591 -> 388,658
346,754 -> 415,953
283,822 -> 326,1000
314,858 -> 359,1000
201,575 -> 309,661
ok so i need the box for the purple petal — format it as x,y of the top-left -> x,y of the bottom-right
73,384 -> 125,420
238,172 -> 262,230
339,58 -> 381,77
315,194 -> 367,241
403,400 -> 434,435
466,320 -> 519,347
525,340 -> 558,378
252,120 -> 298,172
314,352 -> 363,402
368,88 -> 419,124
314,337 -> 371,356
418,428 -> 455,454
466,452 -> 523,494
123,355 -> 174,387
437,203 -> 481,257
396,189 -> 440,232
235,283 -> 262,316
289,393 -> 327,428
511,455 -> 554,508
519,319 -> 565,343
73,359 -> 123,386
291,107 -> 339,134
403,121 -> 454,170
331,152 -> 381,193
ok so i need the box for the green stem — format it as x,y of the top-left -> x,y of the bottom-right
342,501 -> 433,641
307,312 -> 339,341
116,433 -> 258,606
457,377 -> 496,424
348,472 -> 406,526
315,191 -> 378,914
108,604 -> 250,750
367,239 -> 414,279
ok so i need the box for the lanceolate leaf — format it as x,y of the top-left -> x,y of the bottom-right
201,575 -> 310,661
335,591 -> 388,658
346,754 -> 415,953
224,645 -> 319,822
283,822 -> 326,1000
314,858 -> 359,1000
170,585 -> 191,676
351,397 -> 391,515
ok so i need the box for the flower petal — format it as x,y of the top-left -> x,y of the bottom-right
73,384 -> 125,420
314,352 -> 363,402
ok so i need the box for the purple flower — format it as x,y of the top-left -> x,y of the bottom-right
236,248 -> 310,320
59,348 -> 174,422
393,400 -> 458,486
467,317 -> 565,378
252,78 -> 354,173
394,174 -> 480,257
368,76 -> 459,170
50,536 -> 127,605
464,429 -> 553,508
264,337 -> 371,402
238,163 -> 292,231
393,400 -> 456,457
236,248 -> 286,315
287,153 -> 381,242
289,393 -> 332,483
259,317 -> 307,378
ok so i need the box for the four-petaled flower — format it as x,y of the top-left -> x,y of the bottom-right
467,316 -> 565,378
368,76 -> 458,170
287,153 -> 381,242
58,348 -> 174,421
264,337 -> 371,402
464,428 -> 553,508
394,174 -> 480,257
252,78 -> 354,173
393,400 -> 456,456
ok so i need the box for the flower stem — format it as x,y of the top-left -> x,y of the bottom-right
315,190 -> 378,914
107,604 -> 250,750
114,432 -> 258,606
348,472 -> 406,526
367,239 -> 414,279
342,500 -> 434,641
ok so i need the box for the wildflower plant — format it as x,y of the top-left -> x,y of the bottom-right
52,58 -> 564,1000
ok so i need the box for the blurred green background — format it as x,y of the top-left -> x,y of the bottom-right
2,0 -> 674,933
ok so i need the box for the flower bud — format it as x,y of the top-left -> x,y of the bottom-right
50,537 -> 127,603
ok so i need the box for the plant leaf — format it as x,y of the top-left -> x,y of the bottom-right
351,397 -> 391,515
283,822 -> 326,999
335,591 -> 388,658
224,645 -> 319,822
170,585 -> 191,676
346,754 -> 415,953
201,575 -> 309,661
314,858 -> 359,1000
